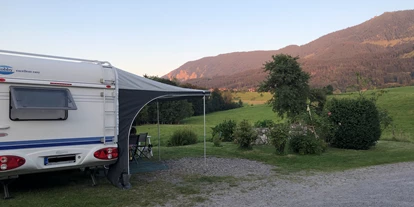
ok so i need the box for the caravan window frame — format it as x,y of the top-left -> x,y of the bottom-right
9,86 -> 77,121
10,86 -> 77,110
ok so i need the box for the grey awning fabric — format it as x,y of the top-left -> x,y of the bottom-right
107,68 -> 209,189
117,69 -> 208,95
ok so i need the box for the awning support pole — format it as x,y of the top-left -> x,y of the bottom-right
157,101 -> 160,161
203,95 -> 207,171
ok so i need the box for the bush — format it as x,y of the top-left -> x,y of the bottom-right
168,128 -> 198,146
268,123 -> 290,155
294,110 -> 334,143
212,133 -> 222,147
211,120 -> 237,142
234,120 -> 258,149
289,133 -> 327,155
378,107 -> 393,132
254,119 -> 276,128
325,97 -> 381,150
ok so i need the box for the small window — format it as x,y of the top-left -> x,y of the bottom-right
9,86 -> 77,121
10,86 -> 77,110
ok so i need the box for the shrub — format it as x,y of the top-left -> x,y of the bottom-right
211,120 -> 237,142
254,119 -> 276,128
168,128 -> 198,146
378,107 -> 393,132
325,97 -> 381,150
268,123 -> 290,155
234,120 -> 258,149
294,110 -> 334,143
289,133 -> 327,155
212,133 -> 222,147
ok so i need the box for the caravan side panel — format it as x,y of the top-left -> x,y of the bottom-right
0,53 -> 118,179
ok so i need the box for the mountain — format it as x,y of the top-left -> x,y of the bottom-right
164,10 -> 414,91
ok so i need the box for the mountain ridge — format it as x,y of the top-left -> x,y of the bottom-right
164,10 -> 414,91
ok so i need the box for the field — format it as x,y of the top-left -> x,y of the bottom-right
3,86 -> 413,206
232,91 -> 272,105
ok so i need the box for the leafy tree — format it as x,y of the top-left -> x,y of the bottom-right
186,97 -> 204,116
324,85 -> 334,95
309,88 -> 327,115
259,54 -> 310,119
208,88 -> 225,111
158,100 -> 193,124
136,75 -> 193,124
222,91 -> 233,104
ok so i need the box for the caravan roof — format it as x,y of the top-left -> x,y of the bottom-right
0,53 -> 110,85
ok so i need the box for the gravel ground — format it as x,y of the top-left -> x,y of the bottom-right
147,157 -> 414,207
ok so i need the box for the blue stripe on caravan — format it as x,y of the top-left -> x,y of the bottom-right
0,136 -> 115,150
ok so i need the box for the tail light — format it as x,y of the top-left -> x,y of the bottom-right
0,155 -> 25,171
94,148 -> 118,160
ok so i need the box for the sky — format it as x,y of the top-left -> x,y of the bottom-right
1,0 -> 413,77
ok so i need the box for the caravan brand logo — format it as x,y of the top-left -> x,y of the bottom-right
0,65 -> 14,75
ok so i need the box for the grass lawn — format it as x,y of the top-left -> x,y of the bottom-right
160,140 -> 414,173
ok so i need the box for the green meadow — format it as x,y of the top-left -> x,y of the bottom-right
232,91 -> 272,105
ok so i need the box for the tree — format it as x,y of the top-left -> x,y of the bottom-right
208,88 -> 225,112
309,88 -> 327,115
324,85 -> 334,95
258,54 -> 310,119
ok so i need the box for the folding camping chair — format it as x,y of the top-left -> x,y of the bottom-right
130,133 -> 152,163
129,134 -> 139,165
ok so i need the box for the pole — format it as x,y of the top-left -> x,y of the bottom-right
157,101 -> 160,161
203,95 -> 206,171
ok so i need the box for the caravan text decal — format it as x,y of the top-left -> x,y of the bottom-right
0,65 -> 14,75
0,65 -> 40,75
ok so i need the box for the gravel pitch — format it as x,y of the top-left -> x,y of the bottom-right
147,157 -> 414,207
159,157 -> 275,177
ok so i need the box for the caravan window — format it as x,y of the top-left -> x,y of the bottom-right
9,86 -> 77,121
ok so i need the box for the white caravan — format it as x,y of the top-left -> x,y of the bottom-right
0,50 -> 119,197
